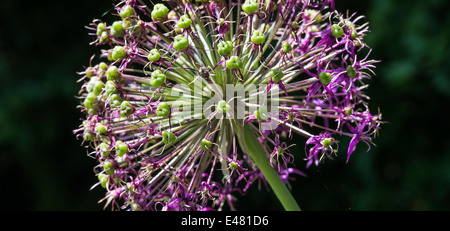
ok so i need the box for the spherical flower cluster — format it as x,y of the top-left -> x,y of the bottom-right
74,0 -> 383,211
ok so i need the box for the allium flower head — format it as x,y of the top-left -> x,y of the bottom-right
75,0 -> 383,211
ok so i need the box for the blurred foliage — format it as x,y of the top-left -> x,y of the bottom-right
1,0 -> 449,211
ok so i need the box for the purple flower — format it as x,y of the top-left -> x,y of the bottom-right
75,0 -> 383,211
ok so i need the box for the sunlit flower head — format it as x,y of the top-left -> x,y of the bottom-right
74,0 -> 383,211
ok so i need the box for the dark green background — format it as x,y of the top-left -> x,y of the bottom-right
1,0 -> 449,211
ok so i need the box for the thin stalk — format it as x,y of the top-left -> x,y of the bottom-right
234,122 -> 301,211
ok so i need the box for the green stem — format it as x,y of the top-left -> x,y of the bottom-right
235,123 -> 301,211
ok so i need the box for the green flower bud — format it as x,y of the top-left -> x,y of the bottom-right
156,102 -> 170,117
173,35 -> 189,51
115,140 -> 129,157
95,123 -> 108,135
229,161 -> 239,170
96,23 -> 106,36
321,138 -> 333,148
177,15 -> 192,29
111,46 -> 127,61
84,92 -> 97,109
217,41 -> 233,56
85,67 -> 95,78
103,159 -> 114,175
251,30 -> 266,45
217,18 -> 225,26
99,31 -> 110,43
111,21 -> 125,37
119,5 -> 134,19
147,49 -> 161,62
200,139 -> 212,151
150,70 -> 166,88
99,62 -> 108,71
98,173 -> 109,188
83,132 -> 95,141
106,65 -> 121,81
350,30 -> 358,39
217,100 -> 230,114
242,0 -> 259,14
254,106 -> 268,120
162,130 -> 176,144
92,80 -> 104,96
120,100 -> 134,117
331,24 -> 344,38
226,56 -> 242,69
282,41 -> 292,53
319,71 -> 332,85
346,65 -> 357,78
110,94 -> 122,108
105,81 -> 117,96
276,147 -> 285,155
151,4 -> 169,21
98,142 -> 111,157
344,106 -> 352,116
270,69 -> 284,83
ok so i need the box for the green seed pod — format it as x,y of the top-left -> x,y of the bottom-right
105,81 -> 117,96
92,80 -> 105,96
120,100 -> 134,117
242,0 -> 259,14
217,100 -> 230,113
103,159 -> 114,174
96,23 -> 106,36
217,41 -> 233,56
106,65 -> 122,81
115,140 -> 129,157
156,102 -> 170,117
162,130 -> 176,144
276,147 -> 285,155
95,123 -> 108,135
282,41 -> 292,53
84,92 -> 97,109
111,21 -> 125,37
110,94 -> 122,108
177,15 -> 192,29
319,71 -> 332,85
251,30 -> 266,45
98,142 -> 111,157
119,5 -> 134,19
111,46 -> 127,61
254,106 -> 269,120
344,106 -> 352,116
331,24 -> 344,38
200,139 -> 212,151
229,161 -> 239,170
150,70 -> 166,88
147,49 -> 161,62
173,35 -> 189,51
226,56 -> 242,69
99,31 -> 110,43
85,67 -> 95,78
270,69 -> 284,83
83,131 -> 95,141
321,138 -> 333,148
151,3 -> 169,21
99,62 -> 108,71
346,65 -> 357,78
98,173 -> 109,188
